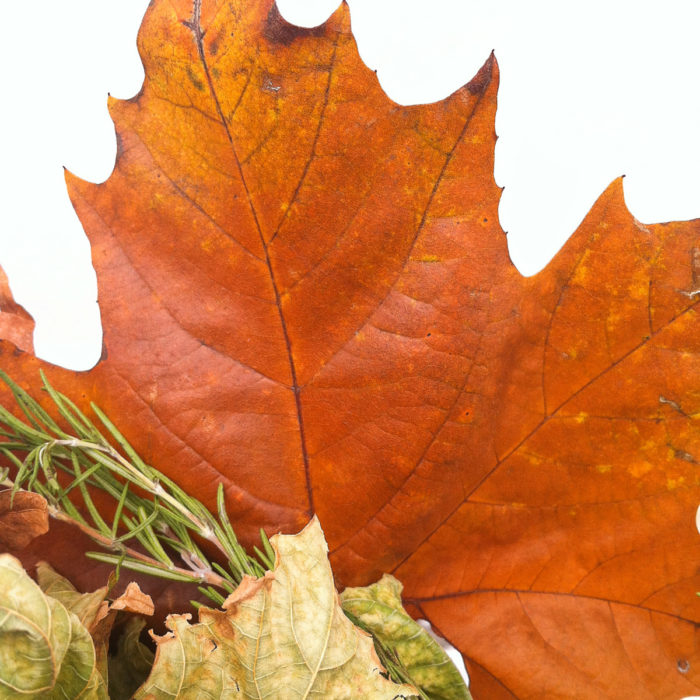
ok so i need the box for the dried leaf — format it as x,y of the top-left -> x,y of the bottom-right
342,574 -> 471,700
36,560 -> 116,685
0,490 -> 48,550
134,518 -> 418,699
111,581 -> 155,616
135,613 -> 246,699
0,554 -> 107,699
107,616 -> 155,700
36,559 -> 109,632
0,267 -> 33,354
1,0 -> 699,696
36,561 -> 154,690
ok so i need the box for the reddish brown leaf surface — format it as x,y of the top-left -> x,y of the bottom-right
2,1 -> 700,697
0,268 -> 34,355
0,490 -> 48,549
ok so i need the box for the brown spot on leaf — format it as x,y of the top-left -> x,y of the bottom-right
209,28 -> 223,56
466,52 -> 496,95
263,4 -> 326,46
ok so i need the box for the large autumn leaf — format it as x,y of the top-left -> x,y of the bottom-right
1,0 -> 700,697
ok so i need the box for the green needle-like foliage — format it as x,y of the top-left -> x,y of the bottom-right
0,370 -> 270,604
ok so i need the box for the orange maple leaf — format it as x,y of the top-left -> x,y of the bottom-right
2,1 -> 700,697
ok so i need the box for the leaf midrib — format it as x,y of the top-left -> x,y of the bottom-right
187,0 -> 318,517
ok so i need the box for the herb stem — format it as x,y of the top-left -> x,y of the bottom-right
0,371 -> 269,596
45,503 -> 229,588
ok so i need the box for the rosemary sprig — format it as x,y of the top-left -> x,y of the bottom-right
0,370 -> 270,605
0,371 -> 426,695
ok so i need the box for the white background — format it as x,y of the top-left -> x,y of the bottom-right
2,1 -> 700,693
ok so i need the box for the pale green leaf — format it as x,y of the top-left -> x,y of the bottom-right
51,599 -> 106,700
36,561 -> 115,689
36,560 -> 109,632
0,554 -> 107,699
107,616 -> 155,700
135,517 -> 418,699
341,575 -> 471,700
136,612 -> 243,698
36,560 -> 155,692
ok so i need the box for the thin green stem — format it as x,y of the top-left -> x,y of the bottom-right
0,372 -> 268,595
43,503 -> 227,587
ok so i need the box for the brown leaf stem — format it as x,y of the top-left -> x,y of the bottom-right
46,504 -> 229,589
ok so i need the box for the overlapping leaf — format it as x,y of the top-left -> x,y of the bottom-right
0,555 -> 157,699
0,554 -> 106,699
134,518 -> 417,699
341,574 -> 470,700
36,560 -> 110,630
107,617 -> 155,700
1,0 -> 699,697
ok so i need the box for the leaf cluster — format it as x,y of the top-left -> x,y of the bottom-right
0,554 -> 152,699
0,372 -> 470,699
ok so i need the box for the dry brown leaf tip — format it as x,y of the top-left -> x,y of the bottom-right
111,581 -> 156,616
92,600 -> 112,630
222,570 -> 275,610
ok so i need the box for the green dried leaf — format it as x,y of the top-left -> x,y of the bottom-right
135,517 -> 419,699
0,554 -> 107,699
341,575 -> 471,700
108,616 -> 155,700
36,560 -> 109,632
135,613 -> 242,698
35,561 -> 119,689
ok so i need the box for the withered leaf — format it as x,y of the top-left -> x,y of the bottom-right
0,489 -> 49,550
107,617 -> 155,700
36,560 -> 155,689
110,581 -> 156,616
134,518 -> 417,699
37,559 -> 110,632
341,574 -> 471,700
0,554 -> 107,699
